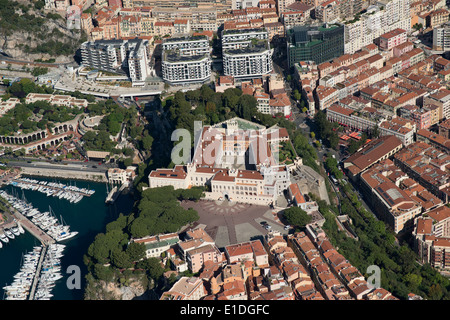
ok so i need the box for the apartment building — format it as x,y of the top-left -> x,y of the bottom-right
221,28 -> 269,51
127,38 -> 151,85
326,104 -> 384,132
315,0 -> 341,23
413,206 -> 450,271
438,118 -> 450,139
393,141 -> 450,203
281,3 -> 313,29
224,240 -> 269,268
378,117 -> 416,146
161,36 -> 212,85
343,135 -> 403,180
360,161 -> 422,234
378,28 -> 407,51
80,38 -> 151,85
315,85 -> 339,111
162,36 -> 210,56
343,0 -> 411,54
433,22 -> 450,51
160,277 -> 206,300
223,39 -> 274,79
426,8 -> 449,28
423,89 -> 450,121
398,105 -> 431,130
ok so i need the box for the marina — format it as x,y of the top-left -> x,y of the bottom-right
6,177 -> 95,204
0,190 -> 78,243
2,244 -> 65,300
0,176 -> 133,300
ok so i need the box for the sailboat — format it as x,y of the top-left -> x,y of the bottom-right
17,223 -> 25,234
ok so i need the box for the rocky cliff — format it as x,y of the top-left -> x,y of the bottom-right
84,275 -> 150,300
0,3 -> 85,63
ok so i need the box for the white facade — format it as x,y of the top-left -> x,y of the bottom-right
162,55 -> 211,84
221,28 -> 269,51
80,39 -> 150,85
433,23 -> 450,51
344,0 -> 410,54
222,30 -> 273,79
223,47 -> 273,79
162,36 -> 210,56
161,36 -> 212,85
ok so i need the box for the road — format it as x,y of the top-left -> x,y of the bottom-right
4,159 -> 108,174
0,53 -> 77,68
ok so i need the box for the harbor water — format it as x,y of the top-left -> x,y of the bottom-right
0,176 -> 135,300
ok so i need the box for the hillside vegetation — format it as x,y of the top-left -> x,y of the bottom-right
0,0 -> 86,60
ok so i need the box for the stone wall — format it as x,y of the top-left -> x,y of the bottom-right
20,167 -> 107,182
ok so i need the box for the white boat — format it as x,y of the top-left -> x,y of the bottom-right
0,241 -> 2,248
4,229 -> 15,239
17,223 -> 25,234
56,231 -> 78,242
0,233 -> 9,243
11,226 -> 20,236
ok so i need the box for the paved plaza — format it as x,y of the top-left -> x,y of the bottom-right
180,199 -> 289,248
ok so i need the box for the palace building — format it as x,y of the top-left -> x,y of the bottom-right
148,118 -> 295,206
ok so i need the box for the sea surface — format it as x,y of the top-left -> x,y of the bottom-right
0,176 -> 135,300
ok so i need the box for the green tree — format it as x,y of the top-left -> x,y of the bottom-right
284,207 -> 312,228
142,134 -> 154,151
110,248 -> 133,269
126,242 -> 146,262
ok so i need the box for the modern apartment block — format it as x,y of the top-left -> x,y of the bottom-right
343,0 -> 411,54
286,24 -> 345,67
223,40 -> 273,79
80,38 -> 151,86
433,22 -> 450,51
81,40 -> 127,74
221,28 -> 269,51
161,35 -> 212,85
221,28 -> 273,79
162,36 -> 210,56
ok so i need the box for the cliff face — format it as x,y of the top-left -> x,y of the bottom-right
84,276 -> 150,300
0,9 -> 84,63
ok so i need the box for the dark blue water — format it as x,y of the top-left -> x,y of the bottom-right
0,177 -> 135,300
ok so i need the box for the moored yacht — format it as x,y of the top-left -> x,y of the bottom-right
11,226 -> 20,236
0,233 -> 8,243
4,229 -> 15,239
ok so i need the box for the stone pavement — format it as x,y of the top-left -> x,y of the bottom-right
180,199 -> 289,248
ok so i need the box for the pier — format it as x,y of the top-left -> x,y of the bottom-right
105,183 -> 127,204
10,206 -> 55,246
28,245 -> 48,300
105,186 -> 117,204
